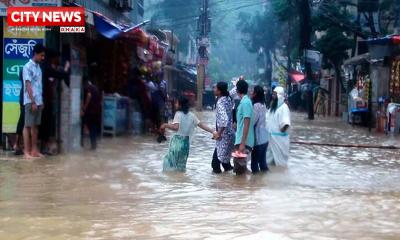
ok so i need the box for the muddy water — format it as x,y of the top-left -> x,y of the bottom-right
1,112 -> 400,240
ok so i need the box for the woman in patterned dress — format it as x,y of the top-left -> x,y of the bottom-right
212,82 -> 235,173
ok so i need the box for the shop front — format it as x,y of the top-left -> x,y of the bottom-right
0,0 -> 61,150
85,12 -> 172,136
366,36 -> 400,134
387,57 -> 400,134
348,66 -> 371,126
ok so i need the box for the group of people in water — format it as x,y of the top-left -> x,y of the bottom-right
161,77 -> 291,175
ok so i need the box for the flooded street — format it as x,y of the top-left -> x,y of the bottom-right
1,112 -> 400,240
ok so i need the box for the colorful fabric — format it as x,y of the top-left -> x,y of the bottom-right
163,135 -> 190,171
215,96 -> 235,164
235,95 -> 255,147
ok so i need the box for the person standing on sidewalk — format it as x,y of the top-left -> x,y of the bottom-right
82,78 -> 101,150
212,82 -> 234,173
22,43 -> 46,159
251,86 -> 269,173
233,79 -> 255,174
13,70 -> 24,156
266,86 -> 291,167
40,49 -> 70,155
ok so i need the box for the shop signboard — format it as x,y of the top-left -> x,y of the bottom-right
0,0 -> 61,16
2,19 -> 45,133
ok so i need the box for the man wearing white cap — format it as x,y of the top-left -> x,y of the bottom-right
266,86 -> 291,166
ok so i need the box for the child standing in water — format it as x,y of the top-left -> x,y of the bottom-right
161,96 -> 215,171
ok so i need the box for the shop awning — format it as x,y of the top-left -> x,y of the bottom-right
344,53 -> 370,66
366,35 -> 400,45
289,71 -> 305,82
93,12 -> 149,40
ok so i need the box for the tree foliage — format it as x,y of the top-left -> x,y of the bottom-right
237,8 -> 279,54
313,1 -> 353,91
236,3 -> 282,84
313,2 -> 353,66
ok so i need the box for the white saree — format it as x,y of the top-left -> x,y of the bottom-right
266,103 -> 291,166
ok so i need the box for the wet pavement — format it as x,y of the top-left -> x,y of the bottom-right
0,112 -> 400,240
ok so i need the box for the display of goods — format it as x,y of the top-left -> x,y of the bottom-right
390,60 -> 400,102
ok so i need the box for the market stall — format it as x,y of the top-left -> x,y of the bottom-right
387,58 -> 400,133
348,70 -> 371,126
102,95 -> 129,136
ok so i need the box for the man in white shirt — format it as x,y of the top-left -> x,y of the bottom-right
23,43 -> 45,159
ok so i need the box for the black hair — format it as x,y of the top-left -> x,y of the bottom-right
236,79 -> 248,95
252,85 -> 266,105
216,81 -> 229,97
177,96 -> 190,114
33,43 -> 46,55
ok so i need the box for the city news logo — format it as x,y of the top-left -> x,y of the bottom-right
7,7 -> 85,33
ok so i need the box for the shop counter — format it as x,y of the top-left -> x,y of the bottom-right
102,96 -> 129,136
387,103 -> 400,134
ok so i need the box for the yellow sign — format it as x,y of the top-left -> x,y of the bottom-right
2,102 -> 20,133
3,19 -> 45,39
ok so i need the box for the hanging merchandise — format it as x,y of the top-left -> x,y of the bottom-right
364,76 -> 371,103
390,60 -> 400,103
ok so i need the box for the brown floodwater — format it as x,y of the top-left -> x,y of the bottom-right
0,112 -> 400,240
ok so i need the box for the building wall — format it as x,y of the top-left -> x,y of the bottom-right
370,64 -> 390,124
73,0 -> 132,22
57,0 -> 142,152
60,35 -> 85,152
131,0 -> 144,24
371,64 -> 390,101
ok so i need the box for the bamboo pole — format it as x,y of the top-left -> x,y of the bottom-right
291,141 -> 399,150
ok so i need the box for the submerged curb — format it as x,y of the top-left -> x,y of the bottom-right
292,141 -> 399,150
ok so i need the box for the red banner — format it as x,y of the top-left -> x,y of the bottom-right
7,7 -> 85,26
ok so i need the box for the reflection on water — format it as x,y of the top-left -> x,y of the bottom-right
1,112 -> 400,240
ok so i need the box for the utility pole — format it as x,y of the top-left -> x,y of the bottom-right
196,0 -> 210,111
286,4 -> 293,95
298,0 -> 314,120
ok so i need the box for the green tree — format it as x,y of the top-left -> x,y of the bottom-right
272,0 -> 300,91
313,2 -> 353,91
378,0 -> 399,35
237,3 -> 281,85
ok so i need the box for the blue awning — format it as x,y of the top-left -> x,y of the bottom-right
92,12 -> 149,40
365,35 -> 400,45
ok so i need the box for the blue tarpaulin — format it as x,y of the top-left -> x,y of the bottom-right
93,13 -> 123,39
92,12 -> 149,40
